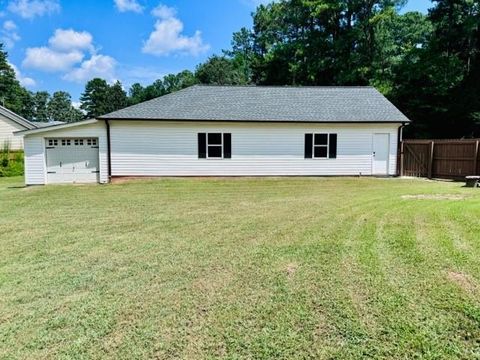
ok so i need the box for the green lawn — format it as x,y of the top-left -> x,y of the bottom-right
1,176 -> 480,359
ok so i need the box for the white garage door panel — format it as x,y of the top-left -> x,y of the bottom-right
46,138 -> 99,184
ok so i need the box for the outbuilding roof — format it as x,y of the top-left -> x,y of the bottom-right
100,85 -> 410,123
31,121 -> 65,128
0,105 -> 37,129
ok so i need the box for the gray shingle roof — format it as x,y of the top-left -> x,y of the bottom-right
100,85 -> 410,123
30,121 -> 65,128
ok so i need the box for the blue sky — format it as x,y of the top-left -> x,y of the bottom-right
0,0 -> 432,103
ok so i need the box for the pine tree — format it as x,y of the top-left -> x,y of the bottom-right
107,81 -> 128,113
80,78 -> 111,118
47,91 -> 84,123
33,91 -> 50,122
0,43 -> 26,114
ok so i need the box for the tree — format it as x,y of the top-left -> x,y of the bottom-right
80,79 -> 129,118
244,0 -> 406,85
47,91 -> 83,123
195,56 -> 248,85
108,81 -> 128,112
226,27 -> 256,82
391,0 -> 480,138
0,43 -> 27,115
80,78 -> 112,118
129,83 -> 146,105
163,70 -> 197,93
33,91 -> 50,122
127,71 -> 197,106
143,79 -> 167,100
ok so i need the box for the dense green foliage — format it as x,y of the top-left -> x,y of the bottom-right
80,79 -> 128,119
1,177 -> 480,358
0,0 -> 478,137
227,0 -> 479,138
0,143 -> 23,177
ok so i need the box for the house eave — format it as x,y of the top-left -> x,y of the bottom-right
0,105 -> 37,130
98,117 -> 410,124
14,119 -> 98,136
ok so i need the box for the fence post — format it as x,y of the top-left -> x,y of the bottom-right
428,141 -> 434,179
474,140 -> 479,175
400,141 -> 404,176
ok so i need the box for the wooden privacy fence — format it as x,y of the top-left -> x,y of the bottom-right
400,139 -> 480,179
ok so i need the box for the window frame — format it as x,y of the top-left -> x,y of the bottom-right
206,132 -> 224,160
312,133 -> 330,159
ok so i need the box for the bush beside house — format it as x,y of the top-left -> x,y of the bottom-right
0,142 -> 24,177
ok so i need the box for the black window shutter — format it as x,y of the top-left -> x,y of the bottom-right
198,133 -> 206,158
223,133 -> 231,158
305,134 -> 313,158
329,134 -> 337,159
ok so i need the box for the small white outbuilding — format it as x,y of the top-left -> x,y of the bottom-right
0,105 -> 37,150
18,85 -> 410,185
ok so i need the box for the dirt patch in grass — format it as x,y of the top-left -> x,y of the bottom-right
447,271 -> 478,294
285,263 -> 298,276
401,194 -> 467,201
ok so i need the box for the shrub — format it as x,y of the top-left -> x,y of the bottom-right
1,141 -> 9,168
0,142 -> 24,177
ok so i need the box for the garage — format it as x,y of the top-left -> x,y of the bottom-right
46,137 -> 100,184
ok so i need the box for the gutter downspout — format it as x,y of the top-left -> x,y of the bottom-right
105,119 -> 112,182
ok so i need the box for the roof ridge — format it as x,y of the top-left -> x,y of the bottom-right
193,84 -> 376,89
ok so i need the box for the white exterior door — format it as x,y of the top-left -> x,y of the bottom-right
46,138 -> 99,184
373,133 -> 390,175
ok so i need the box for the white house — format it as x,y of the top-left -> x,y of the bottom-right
18,85 -> 410,185
0,105 -> 37,150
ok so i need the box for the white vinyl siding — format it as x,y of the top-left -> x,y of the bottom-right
23,121 -> 108,185
110,121 -> 400,177
0,114 -> 26,150
24,136 -> 45,185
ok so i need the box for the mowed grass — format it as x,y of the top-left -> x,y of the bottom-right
1,176 -> 480,359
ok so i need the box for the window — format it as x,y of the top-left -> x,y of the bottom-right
61,139 -> 71,146
198,133 -> 232,159
208,133 -> 222,158
48,139 -> 58,146
305,133 -> 337,159
87,138 -> 97,146
74,139 -> 84,146
314,134 -> 328,158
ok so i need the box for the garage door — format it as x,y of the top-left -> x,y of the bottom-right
46,138 -> 99,184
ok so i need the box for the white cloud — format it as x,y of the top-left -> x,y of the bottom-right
1,20 -> 20,48
63,54 -> 117,83
3,20 -> 17,31
9,62 -> 36,87
114,0 -> 143,13
151,4 -> 176,18
23,47 -> 84,72
22,29 -> 95,72
7,0 -> 60,19
142,4 -> 209,57
22,27 -> 118,84
48,29 -> 94,52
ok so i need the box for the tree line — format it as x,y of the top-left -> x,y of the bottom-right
1,0 -> 479,138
